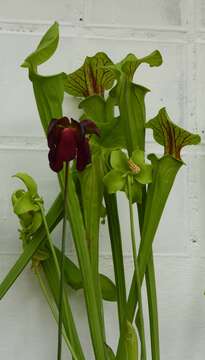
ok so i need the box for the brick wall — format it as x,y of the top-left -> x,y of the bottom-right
0,1 -> 204,359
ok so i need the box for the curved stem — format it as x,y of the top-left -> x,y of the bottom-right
127,176 -> 147,360
39,205 -> 60,276
39,188 -> 84,360
35,267 -> 79,360
58,161 -> 69,360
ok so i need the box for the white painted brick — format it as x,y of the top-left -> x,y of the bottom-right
156,257 -> 205,360
0,0 -> 83,24
199,154 -> 205,252
86,0 -> 183,28
196,43 -> 205,142
197,0 -> 205,28
0,34 -> 44,137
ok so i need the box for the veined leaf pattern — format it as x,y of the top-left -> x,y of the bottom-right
146,107 -> 201,160
65,52 -> 115,97
121,50 -> 162,80
105,50 -> 162,81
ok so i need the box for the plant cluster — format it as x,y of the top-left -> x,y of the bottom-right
0,22 -> 200,360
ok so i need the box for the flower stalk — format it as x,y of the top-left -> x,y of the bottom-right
127,175 -> 147,359
58,161 -> 69,360
35,267 -> 79,360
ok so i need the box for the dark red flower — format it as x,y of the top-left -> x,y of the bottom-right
47,117 -> 100,172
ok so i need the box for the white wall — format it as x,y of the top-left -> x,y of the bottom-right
0,1 -> 204,359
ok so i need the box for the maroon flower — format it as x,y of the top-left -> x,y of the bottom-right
47,117 -> 100,172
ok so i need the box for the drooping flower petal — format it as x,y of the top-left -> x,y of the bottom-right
47,117 -> 69,148
135,164 -> 152,185
103,169 -> 126,193
47,116 -> 99,172
48,146 -> 64,172
131,149 -> 145,167
110,150 -> 129,173
76,138 -> 91,171
57,128 -> 77,161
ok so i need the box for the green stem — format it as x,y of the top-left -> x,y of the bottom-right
58,161 -> 69,360
39,194 -> 84,360
144,254 -> 160,360
127,176 -> 147,360
39,204 -> 60,275
58,171 -> 107,360
35,267 -> 79,360
137,190 -> 160,360
104,191 -> 127,333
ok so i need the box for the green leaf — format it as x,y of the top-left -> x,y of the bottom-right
146,107 -> 201,160
79,95 -> 106,123
80,95 -> 125,149
57,246 -> 117,302
103,170 -> 125,193
0,193 -> 63,300
31,72 -> 66,133
126,180 -> 142,204
59,171 -> 107,360
42,256 -> 85,360
131,149 -> 144,166
110,150 -> 129,172
13,192 -> 39,215
100,274 -> 117,302
111,81 -> 150,155
57,247 -> 117,302
142,254 -> 160,360
79,152 -> 105,330
98,116 -> 125,149
135,164 -> 152,185
21,22 -> 59,69
104,192 -> 127,332
54,247 -> 83,290
124,321 -> 138,360
107,50 -> 162,81
105,344 -> 116,360
121,50 -> 162,80
11,189 -> 25,207
106,51 -> 162,155
28,211 -> 42,234
65,52 -> 115,97
126,155 -> 183,325
14,172 -> 38,196
139,155 -> 183,274
58,252 -> 83,290
23,27 -> 107,358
